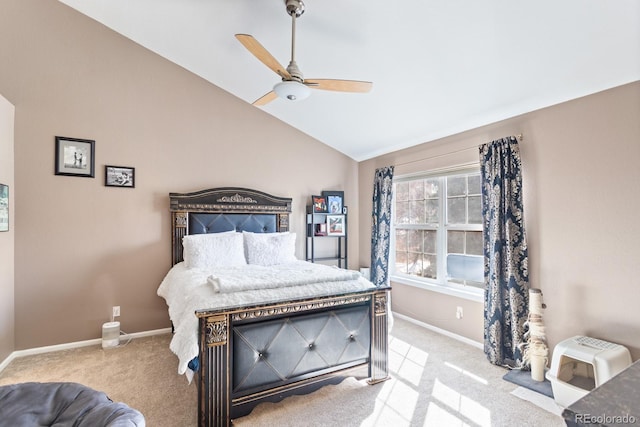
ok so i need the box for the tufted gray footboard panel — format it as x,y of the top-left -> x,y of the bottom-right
232,305 -> 371,396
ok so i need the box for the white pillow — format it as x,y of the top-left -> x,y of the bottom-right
182,232 -> 246,269
243,231 -> 297,266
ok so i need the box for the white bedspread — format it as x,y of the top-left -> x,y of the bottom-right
157,261 -> 378,379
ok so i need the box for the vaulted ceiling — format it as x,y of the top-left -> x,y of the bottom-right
58,0 -> 640,161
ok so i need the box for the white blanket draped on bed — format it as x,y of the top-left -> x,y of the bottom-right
157,261 -> 379,380
206,263 -> 360,293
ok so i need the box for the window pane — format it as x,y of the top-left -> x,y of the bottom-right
423,254 -> 437,279
426,200 -> 439,223
407,252 -> 422,275
395,250 -> 408,274
466,231 -> 483,255
423,230 -> 437,254
395,229 -> 407,252
447,197 -> 466,224
396,201 -> 409,224
447,176 -> 466,197
407,230 -> 423,252
396,182 -> 408,202
425,179 -> 440,198
409,180 -> 424,200
468,196 -> 482,224
410,200 -> 426,224
395,230 -> 408,274
447,231 -> 464,253
468,175 -> 481,195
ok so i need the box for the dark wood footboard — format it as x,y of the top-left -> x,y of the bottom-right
196,287 -> 390,427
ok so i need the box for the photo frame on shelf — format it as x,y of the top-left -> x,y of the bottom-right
105,165 -> 135,188
312,195 -> 327,213
322,190 -> 344,214
326,214 -> 345,236
0,183 -> 8,232
314,223 -> 327,236
55,136 -> 95,178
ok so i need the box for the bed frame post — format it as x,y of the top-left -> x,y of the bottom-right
368,289 -> 391,384
198,314 -> 230,427
172,211 -> 188,266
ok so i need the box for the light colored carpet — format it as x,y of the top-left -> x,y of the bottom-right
0,317 -> 564,426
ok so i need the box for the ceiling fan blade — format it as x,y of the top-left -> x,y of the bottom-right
304,79 -> 372,93
235,34 -> 291,80
252,91 -> 278,106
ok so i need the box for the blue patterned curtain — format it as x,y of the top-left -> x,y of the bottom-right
370,166 -> 394,287
479,137 -> 529,366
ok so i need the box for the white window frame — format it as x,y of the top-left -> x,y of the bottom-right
390,166 -> 484,302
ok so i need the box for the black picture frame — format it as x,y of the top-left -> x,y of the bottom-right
322,190 -> 344,215
55,136 -> 95,178
105,165 -> 135,188
0,183 -> 8,232
312,195 -> 327,213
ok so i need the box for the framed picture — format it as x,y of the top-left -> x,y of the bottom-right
326,214 -> 345,236
105,165 -> 135,188
322,191 -> 344,215
312,195 -> 327,213
0,184 -> 8,232
314,223 -> 327,236
55,136 -> 95,177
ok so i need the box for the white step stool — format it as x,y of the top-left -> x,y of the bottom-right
546,336 -> 631,408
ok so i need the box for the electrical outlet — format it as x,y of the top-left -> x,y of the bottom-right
456,306 -> 463,319
112,306 -> 120,318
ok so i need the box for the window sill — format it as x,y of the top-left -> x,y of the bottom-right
390,275 -> 484,303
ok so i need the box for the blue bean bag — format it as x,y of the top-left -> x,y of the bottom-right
0,382 -> 145,426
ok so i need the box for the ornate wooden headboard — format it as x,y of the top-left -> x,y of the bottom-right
169,187 -> 292,265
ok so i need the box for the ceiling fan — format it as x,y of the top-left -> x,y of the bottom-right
235,0 -> 373,106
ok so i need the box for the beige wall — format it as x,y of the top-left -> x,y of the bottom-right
0,94 -> 15,361
2,1 -> 638,363
0,0 -> 359,350
359,81 -> 640,360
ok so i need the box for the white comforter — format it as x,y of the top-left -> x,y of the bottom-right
157,261 -> 378,379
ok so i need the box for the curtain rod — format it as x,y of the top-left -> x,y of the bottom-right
395,134 -> 523,168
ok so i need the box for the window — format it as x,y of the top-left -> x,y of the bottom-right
392,168 -> 483,296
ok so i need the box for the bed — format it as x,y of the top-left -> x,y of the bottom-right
157,187 -> 390,427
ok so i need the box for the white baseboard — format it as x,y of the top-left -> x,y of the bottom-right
0,327 -> 171,374
393,311 -> 483,349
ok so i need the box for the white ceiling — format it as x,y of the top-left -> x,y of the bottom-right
58,0 -> 640,161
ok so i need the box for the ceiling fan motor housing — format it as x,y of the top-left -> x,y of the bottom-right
285,0 -> 305,17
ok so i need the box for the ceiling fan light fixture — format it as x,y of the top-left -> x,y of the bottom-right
273,80 -> 310,101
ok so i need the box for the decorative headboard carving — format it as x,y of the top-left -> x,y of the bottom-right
169,187 -> 292,265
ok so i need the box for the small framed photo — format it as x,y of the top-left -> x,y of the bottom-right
312,195 -> 327,213
105,165 -> 135,188
314,223 -> 327,236
0,184 -> 8,232
55,136 -> 95,178
322,191 -> 344,214
326,214 -> 345,236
